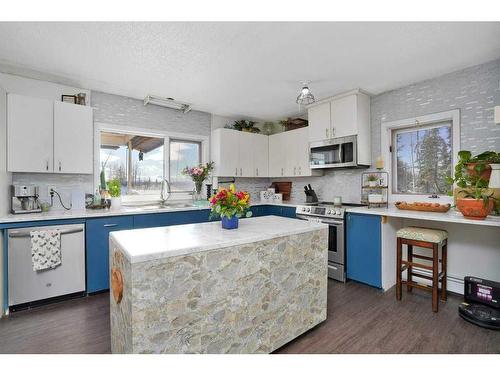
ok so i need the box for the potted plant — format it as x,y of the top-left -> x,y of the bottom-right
453,150 -> 500,183
182,162 -> 214,204
209,184 -> 252,229
108,179 -> 122,210
367,174 -> 379,187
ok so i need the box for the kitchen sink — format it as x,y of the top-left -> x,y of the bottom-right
122,201 -> 195,210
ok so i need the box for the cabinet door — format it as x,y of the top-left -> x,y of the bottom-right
251,134 -> 269,177
238,132 -> 254,177
86,216 -> 134,293
294,128 -> 312,176
346,213 -> 381,288
331,94 -> 357,138
211,129 -> 239,177
269,133 -> 286,177
7,94 -> 53,173
54,101 -> 93,174
307,102 -> 331,142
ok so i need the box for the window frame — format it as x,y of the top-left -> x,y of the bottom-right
168,138 -> 203,193
381,109 -> 460,204
94,122 -> 209,203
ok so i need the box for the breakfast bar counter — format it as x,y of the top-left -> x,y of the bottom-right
109,216 -> 328,354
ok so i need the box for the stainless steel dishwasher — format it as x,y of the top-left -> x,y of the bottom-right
7,224 -> 86,307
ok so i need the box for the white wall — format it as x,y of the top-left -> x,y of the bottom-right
0,86 -> 10,316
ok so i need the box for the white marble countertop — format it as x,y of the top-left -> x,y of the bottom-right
110,215 -> 327,263
0,199 -> 303,225
346,206 -> 500,228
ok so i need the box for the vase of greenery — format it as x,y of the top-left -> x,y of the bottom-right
108,178 -> 122,210
367,174 -> 379,187
182,162 -> 215,205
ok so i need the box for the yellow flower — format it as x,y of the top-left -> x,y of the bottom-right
229,183 -> 236,193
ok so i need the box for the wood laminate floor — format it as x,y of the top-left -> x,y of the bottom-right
1,280 -> 499,354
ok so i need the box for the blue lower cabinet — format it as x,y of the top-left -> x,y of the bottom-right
133,210 -> 211,229
263,205 -> 296,218
346,213 -> 382,288
86,216 -> 134,293
282,206 -> 297,218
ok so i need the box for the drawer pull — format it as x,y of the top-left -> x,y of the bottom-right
103,223 -> 118,228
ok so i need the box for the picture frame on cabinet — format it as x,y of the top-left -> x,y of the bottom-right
61,94 -> 77,104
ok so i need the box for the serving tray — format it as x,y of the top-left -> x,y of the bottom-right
395,201 -> 451,213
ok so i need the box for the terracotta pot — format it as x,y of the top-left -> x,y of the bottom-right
456,198 -> 494,220
465,163 -> 492,181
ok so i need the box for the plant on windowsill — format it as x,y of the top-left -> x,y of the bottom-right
453,150 -> 500,183
209,184 -> 252,229
108,178 -> 122,210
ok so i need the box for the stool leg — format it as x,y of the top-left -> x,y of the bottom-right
396,237 -> 402,301
407,244 -> 413,292
432,243 -> 439,312
441,241 -> 447,302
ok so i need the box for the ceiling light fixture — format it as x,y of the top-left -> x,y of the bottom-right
295,82 -> 315,106
144,95 -> 191,113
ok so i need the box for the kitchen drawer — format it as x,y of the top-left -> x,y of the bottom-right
86,216 -> 134,293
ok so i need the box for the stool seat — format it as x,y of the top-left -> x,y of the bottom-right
396,226 -> 447,244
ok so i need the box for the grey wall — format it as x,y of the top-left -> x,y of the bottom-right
241,58 -> 500,204
12,91 -> 212,207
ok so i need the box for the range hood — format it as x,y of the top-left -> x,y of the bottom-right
309,135 -> 369,169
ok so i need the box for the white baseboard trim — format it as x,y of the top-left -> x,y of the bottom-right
403,271 -> 464,295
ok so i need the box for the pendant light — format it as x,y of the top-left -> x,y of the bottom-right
296,82 -> 315,105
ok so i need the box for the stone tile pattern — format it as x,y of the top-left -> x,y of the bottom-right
110,228 -> 328,354
12,90 -> 211,201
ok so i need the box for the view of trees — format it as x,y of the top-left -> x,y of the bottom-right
395,124 -> 452,194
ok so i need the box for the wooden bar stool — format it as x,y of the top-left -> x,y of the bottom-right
396,227 -> 448,312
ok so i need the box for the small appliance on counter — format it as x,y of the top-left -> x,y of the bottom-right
459,276 -> 500,330
11,185 -> 42,214
304,184 -> 318,203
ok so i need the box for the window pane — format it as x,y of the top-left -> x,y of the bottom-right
393,124 -> 452,194
169,140 -> 201,191
100,132 -> 164,197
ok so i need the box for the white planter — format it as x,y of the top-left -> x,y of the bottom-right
368,181 -> 377,187
489,164 -> 500,189
111,196 -> 122,210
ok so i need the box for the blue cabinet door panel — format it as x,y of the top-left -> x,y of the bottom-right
86,216 -> 134,293
133,210 -> 211,229
346,213 -> 382,288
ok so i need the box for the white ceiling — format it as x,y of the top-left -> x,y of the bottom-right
0,22 -> 499,120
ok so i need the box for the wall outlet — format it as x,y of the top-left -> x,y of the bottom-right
47,185 -> 56,196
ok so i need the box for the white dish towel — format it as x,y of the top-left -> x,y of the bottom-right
31,229 -> 62,271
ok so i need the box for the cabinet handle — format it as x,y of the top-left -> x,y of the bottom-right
58,161 -> 62,172
331,127 -> 335,137
256,168 -> 259,176
293,166 -> 296,175
326,128 -> 329,138
298,166 -> 301,175
103,223 -> 118,228
46,160 -> 49,171
235,168 -> 238,176
281,167 -> 283,176
240,168 -> 242,176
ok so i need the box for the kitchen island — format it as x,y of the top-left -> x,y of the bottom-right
109,215 -> 328,354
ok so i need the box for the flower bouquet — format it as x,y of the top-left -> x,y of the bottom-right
209,184 -> 252,229
182,162 -> 214,204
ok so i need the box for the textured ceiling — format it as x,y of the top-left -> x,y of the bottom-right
0,22 -> 499,120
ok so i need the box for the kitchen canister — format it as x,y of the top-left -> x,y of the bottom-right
488,164 -> 500,188
272,193 -> 283,203
260,190 -> 273,202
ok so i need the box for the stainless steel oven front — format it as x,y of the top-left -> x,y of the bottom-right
296,215 -> 346,282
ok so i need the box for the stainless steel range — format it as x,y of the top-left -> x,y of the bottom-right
295,202 -> 366,282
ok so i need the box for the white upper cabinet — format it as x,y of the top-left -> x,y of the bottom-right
250,133 -> 269,178
7,93 -> 94,174
7,94 -> 54,173
307,90 -> 370,143
211,128 -> 239,177
307,102 -> 331,142
54,101 -> 94,174
268,131 -> 287,177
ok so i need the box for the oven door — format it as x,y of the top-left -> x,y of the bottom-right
323,218 -> 344,265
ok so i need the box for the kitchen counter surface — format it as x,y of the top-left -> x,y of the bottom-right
110,215 -> 327,263
0,199 -> 303,224
346,205 -> 500,228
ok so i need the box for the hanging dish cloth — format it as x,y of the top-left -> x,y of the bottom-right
31,229 -> 62,271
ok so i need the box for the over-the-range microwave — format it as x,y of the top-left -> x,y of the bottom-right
309,135 -> 369,169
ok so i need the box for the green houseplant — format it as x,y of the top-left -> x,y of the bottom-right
367,174 -> 379,187
108,178 -> 122,210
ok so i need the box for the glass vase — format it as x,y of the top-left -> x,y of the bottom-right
192,181 -> 206,206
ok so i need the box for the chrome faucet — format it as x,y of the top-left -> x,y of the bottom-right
160,178 -> 171,204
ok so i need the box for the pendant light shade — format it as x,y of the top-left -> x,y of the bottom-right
296,83 -> 315,105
